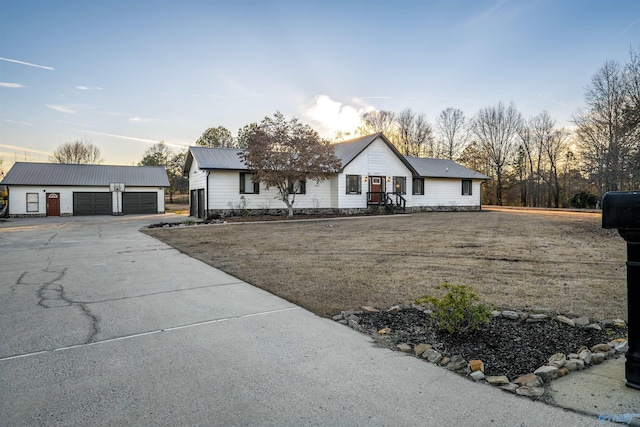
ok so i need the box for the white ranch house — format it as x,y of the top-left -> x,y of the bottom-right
0,162 -> 169,217
184,133 -> 489,218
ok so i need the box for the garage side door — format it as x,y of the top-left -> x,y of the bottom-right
123,192 -> 157,214
73,192 -> 111,216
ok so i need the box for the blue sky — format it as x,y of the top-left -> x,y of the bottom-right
1,0 -> 638,167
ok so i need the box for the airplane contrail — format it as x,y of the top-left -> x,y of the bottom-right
0,57 -> 55,71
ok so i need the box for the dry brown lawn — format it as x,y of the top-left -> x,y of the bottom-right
144,208 -> 628,321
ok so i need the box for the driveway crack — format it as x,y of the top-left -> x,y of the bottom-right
18,267 -> 101,344
43,232 -> 57,246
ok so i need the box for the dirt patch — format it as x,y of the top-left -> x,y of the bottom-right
144,209 -> 627,321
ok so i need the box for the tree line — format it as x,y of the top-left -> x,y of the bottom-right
42,47 -> 639,208
193,48 -> 638,207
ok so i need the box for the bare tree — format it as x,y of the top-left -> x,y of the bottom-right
436,108 -> 467,160
573,59 -> 634,199
530,111 -> 555,206
356,110 -> 396,136
516,122 -> 535,206
624,48 -> 640,187
396,108 -> 434,156
240,112 -> 342,217
457,141 -> 493,203
196,126 -> 236,148
471,102 -> 522,206
624,47 -> 640,135
543,128 -> 570,207
49,140 -> 103,164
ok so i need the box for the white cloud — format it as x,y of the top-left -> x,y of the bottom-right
75,85 -> 103,90
0,82 -> 25,88
303,95 -> 375,138
46,105 -> 76,114
129,116 -> 159,123
82,130 -> 188,149
0,56 -> 55,71
4,119 -> 33,126
0,143 -> 51,156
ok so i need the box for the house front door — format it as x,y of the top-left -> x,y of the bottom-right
369,177 -> 384,203
46,193 -> 60,216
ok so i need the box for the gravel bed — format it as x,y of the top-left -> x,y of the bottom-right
357,308 -> 627,379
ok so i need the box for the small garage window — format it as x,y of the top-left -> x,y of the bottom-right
26,193 -> 39,212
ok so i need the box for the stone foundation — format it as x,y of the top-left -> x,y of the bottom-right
407,205 -> 482,213
204,205 -> 481,219
9,213 -> 47,218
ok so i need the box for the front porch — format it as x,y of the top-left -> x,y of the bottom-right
367,191 -> 406,214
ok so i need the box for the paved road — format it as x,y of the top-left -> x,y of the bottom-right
0,215 -> 597,426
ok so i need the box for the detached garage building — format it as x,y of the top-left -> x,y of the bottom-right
0,162 -> 169,217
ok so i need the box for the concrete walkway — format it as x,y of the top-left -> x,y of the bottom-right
0,215 -> 601,426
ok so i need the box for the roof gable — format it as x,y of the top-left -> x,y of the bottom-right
332,133 -> 418,174
0,162 -> 170,187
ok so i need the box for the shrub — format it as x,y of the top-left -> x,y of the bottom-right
570,192 -> 598,209
414,283 -> 492,334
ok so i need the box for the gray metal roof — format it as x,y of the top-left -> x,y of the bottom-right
184,134 -> 488,180
185,146 -> 246,172
405,157 -> 490,180
332,133 -> 381,167
0,162 -> 170,187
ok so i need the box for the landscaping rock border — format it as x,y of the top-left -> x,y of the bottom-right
334,305 -> 628,400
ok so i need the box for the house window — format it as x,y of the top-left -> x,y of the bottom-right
393,176 -> 407,195
346,175 -> 361,194
412,178 -> 424,195
26,193 -> 39,212
240,173 -> 259,194
288,180 -> 306,194
462,180 -> 473,196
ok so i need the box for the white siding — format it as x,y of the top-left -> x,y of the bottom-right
189,161 -> 207,192
188,137 -> 484,213
7,185 -> 164,215
338,137 -> 414,208
412,179 -> 482,208
329,175 -> 339,208
207,171 -> 334,210
9,186 -> 47,215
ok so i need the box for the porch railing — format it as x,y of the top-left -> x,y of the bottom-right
366,192 -> 406,213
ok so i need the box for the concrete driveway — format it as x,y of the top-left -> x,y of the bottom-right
0,215 -> 595,426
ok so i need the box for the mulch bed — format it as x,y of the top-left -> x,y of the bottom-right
357,308 -> 627,379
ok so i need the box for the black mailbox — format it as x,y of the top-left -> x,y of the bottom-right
603,191 -> 640,230
602,191 -> 640,390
